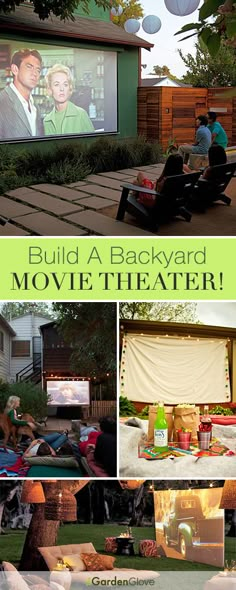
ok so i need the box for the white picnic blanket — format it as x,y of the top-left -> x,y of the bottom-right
119,419 -> 236,478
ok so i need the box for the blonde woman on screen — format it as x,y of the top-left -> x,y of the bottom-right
44,64 -> 95,135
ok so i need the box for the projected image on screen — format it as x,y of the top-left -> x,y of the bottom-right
154,488 -> 224,567
0,41 -> 117,140
47,380 -> 90,405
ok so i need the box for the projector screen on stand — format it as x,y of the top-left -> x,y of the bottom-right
47,380 -> 90,406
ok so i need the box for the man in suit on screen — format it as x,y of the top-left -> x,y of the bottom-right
0,48 -> 44,139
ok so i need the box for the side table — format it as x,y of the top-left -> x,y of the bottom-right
116,536 -> 135,556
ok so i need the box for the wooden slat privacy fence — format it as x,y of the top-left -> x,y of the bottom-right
90,400 -> 116,418
138,86 -> 236,150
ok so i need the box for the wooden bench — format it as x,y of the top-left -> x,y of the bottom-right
189,146 -> 236,170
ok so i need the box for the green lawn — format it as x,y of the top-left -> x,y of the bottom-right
0,524 -> 235,571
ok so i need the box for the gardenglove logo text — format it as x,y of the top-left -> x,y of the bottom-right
86,577 -> 156,586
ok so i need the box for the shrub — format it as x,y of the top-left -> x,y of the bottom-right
0,381 -> 49,420
86,138 -> 118,172
120,396 -> 137,417
46,157 -> 91,184
209,405 -> 234,416
138,405 -> 149,419
0,137 -> 162,192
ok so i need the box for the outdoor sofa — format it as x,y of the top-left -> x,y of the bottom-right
38,542 -> 160,587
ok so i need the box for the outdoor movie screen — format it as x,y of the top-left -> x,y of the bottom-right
0,40 -> 117,141
47,380 -> 90,406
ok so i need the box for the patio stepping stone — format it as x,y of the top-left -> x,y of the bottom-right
99,171 -> 134,180
73,196 -> 116,209
15,212 -> 88,235
30,184 -> 85,202
0,196 -> 35,218
76,184 -> 122,202
7,188 -> 84,216
0,223 -> 30,235
65,210 -> 153,235
87,177 -> 123,190
66,181 -> 88,187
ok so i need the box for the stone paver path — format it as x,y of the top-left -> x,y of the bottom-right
0,163 -> 235,236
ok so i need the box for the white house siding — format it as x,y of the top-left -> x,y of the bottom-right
0,325 -> 11,382
9,313 -> 49,382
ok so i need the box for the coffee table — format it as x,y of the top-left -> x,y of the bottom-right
116,536 -> 135,556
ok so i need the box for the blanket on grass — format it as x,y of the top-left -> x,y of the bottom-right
0,446 -> 30,477
119,419 -> 236,478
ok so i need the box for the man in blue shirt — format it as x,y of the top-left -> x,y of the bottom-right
179,115 -> 212,164
207,111 -> 228,148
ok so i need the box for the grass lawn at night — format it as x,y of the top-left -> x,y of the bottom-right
0,525 -> 235,571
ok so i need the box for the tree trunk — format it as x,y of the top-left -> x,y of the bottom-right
19,504 -> 60,570
19,481 -> 89,570
91,482 -> 105,524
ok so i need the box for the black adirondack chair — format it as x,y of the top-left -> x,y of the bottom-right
116,172 -> 201,232
188,161 -> 236,212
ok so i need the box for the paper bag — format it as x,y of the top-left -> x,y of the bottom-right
147,405 -> 174,443
173,406 -> 200,441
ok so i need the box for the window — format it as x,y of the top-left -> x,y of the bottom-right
0,331 -> 3,352
12,340 -> 30,357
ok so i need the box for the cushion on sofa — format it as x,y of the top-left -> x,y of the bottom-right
98,555 -> 116,570
26,456 -> 79,468
80,554 -> 104,571
62,555 -> 86,572
38,544 -> 96,571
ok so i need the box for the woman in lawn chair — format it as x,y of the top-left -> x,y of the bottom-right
133,154 -> 191,208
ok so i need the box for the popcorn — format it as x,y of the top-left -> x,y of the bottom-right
176,404 -> 196,408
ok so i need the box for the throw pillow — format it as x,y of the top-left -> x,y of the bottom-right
80,553 -> 104,571
62,554 -> 86,572
97,555 -> 115,570
26,456 -> 79,468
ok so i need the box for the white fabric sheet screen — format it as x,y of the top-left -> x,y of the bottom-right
121,334 -> 230,404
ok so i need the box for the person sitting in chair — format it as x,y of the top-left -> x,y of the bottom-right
202,144 -> 227,180
133,154 -> 191,208
178,115 -> 211,164
4,396 -> 35,430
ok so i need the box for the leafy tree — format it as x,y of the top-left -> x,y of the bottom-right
0,0 -> 111,20
120,302 -> 154,320
179,42 -> 236,86
175,0 -> 236,56
111,0 -> 143,27
0,302 -> 54,322
120,302 -> 199,323
152,65 -> 179,81
52,303 -> 116,376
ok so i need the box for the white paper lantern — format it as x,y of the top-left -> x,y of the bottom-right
111,5 -> 123,16
164,0 -> 200,16
124,18 -> 140,33
142,15 -> 162,34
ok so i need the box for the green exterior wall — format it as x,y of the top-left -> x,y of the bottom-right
0,32 -> 139,153
73,0 -> 111,22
